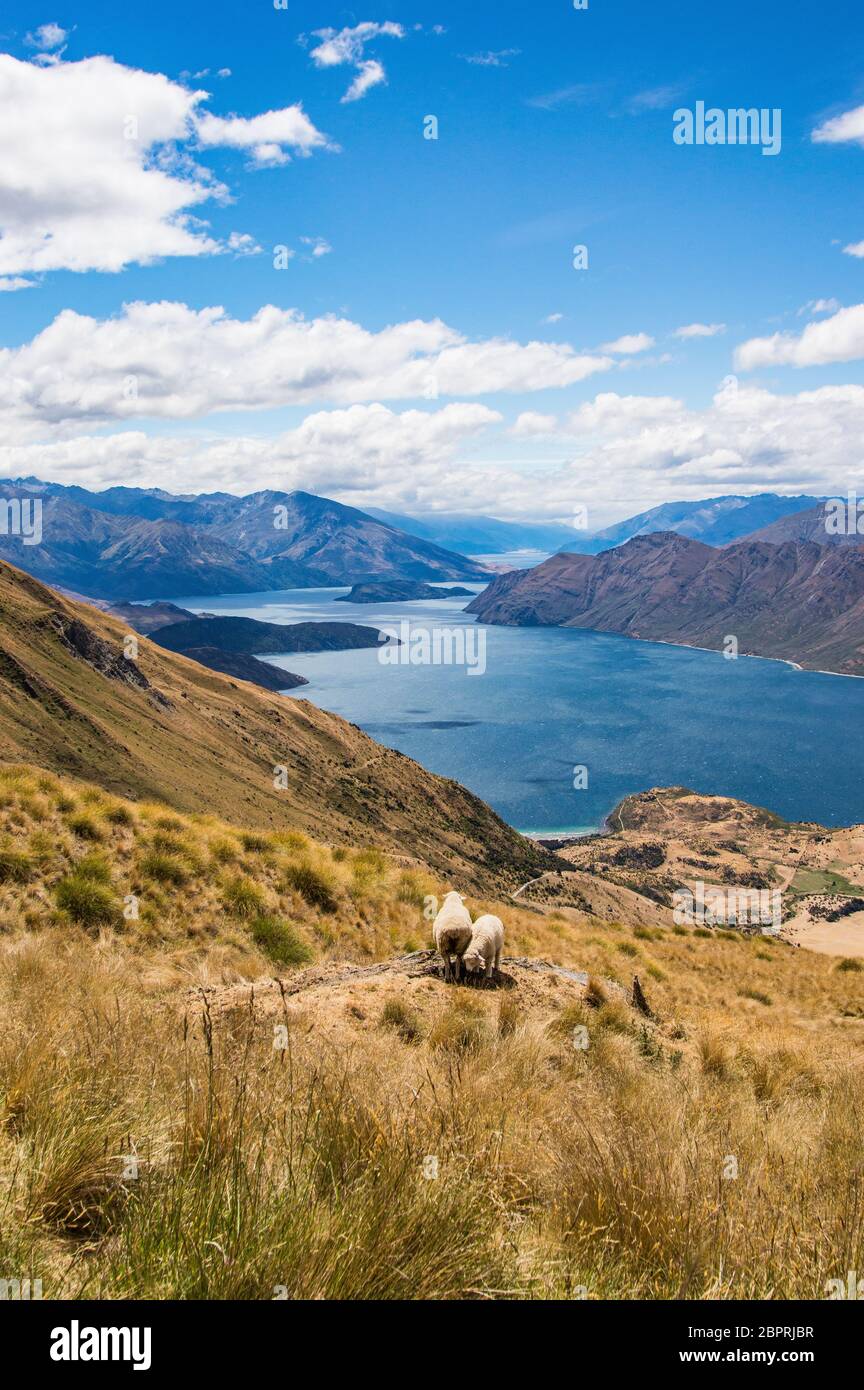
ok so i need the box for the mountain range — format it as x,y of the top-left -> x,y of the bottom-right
0,480 -> 487,600
558,493 -> 826,554
466,531 -> 864,675
365,508 -> 581,555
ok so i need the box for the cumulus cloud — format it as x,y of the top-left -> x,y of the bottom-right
735,303 -> 864,369
5,381 -> 864,524
0,301 -> 616,442
812,104 -> 864,145
309,22 -> 404,102
844,240 -> 864,258
195,105 -> 330,166
0,403 -> 502,499
510,412 -> 559,437
0,53 -> 331,280
600,333 -> 655,354
673,322 -> 725,338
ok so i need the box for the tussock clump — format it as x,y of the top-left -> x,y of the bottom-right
283,861 -> 338,914
55,873 -> 121,929
222,874 -> 267,919
250,915 -> 312,968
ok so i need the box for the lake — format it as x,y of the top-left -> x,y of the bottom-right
168,582 -> 864,834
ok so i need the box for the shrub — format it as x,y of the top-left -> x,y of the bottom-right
104,802 -> 134,827
0,847 -> 33,884
74,854 -> 112,884
251,916 -> 312,968
140,852 -> 190,887
837,958 -> 864,973
283,862 -> 338,914
66,813 -> 104,842
222,874 -> 267,919
241,833 -> 271,854
209,837 -> 240,865
55,874 -> 119,928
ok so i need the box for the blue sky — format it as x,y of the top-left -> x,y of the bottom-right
1,1 -> 864,525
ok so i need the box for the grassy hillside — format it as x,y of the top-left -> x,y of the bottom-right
0,559 -> 548,892
3,764 -> 864,1299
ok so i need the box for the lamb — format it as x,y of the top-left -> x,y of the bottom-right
462,914 -> 505,982
432,891 -> 473,983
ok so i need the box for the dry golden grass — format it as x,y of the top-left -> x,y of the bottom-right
2,763 -> 864,1299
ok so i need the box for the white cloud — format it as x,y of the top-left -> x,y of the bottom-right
226,232 -> 262,258
798,298 -> 841,316
461,50 -> 521,68
0,301 -> 616,442
600,333 -> 655,354
673,322 -> 726,338
195,105 -> 330,165
812,104 -> 864,146
309,22 -> 404,102
5,381 -> 864,524
542,312 -> 564,324
0,54 -> 331,280
25,22 -> 67,49
510,412 -> 558,436
0,403 -> 502,499
844,240 -> 864,258
0,275 -> 36,291
735,303 -> 864,369
300,236 -> 332,258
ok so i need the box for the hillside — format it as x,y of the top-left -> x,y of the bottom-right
558,493 -> 823,555
467,532 -> 864,674
0,559 -> 548,891
3,762 -> 864,1299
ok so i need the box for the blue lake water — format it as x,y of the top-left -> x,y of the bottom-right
168,583 -> 864,834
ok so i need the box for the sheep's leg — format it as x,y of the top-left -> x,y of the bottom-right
454,954 -> 462,984
494,948 -> 502,975
485,955 -> 494,982
441,952 -> 450,983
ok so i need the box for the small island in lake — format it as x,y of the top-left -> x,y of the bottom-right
336,580 -> 474,604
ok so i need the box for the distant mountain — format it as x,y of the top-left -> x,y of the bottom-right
0,557 -> 548,889
365,507 -> 580,555
335,580 -> 474,603
0,479 -> 487,598
742,501 -> 864,547
557,494 -> 825,555
467,531 -> 864,675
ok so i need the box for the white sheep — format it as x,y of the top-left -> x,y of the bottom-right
432,891 -> 473,983
462,914 -> 505,982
